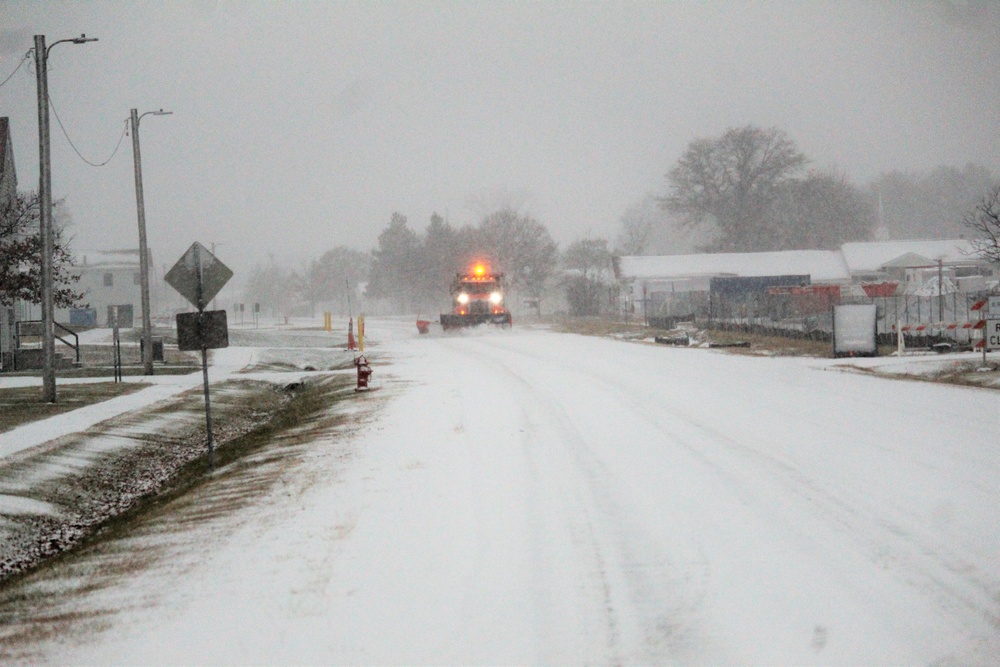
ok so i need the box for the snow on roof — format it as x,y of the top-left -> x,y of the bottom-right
618,250 -> 850,283
74,249 -> 141,269
840,240 -> 976,273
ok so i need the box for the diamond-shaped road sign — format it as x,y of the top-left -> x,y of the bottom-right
165,242 -> 233,311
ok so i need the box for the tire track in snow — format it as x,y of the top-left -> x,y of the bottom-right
474,333 -> 1000,660
439,338 -> 624,664
611,369 -> 1000,650
443,335 -> 716,664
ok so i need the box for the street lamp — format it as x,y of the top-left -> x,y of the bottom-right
131,108 -> 172,375
34,33 -> 98,403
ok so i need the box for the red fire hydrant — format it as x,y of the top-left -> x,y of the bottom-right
354,355 -> 373,392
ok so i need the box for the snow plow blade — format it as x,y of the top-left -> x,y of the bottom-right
440,313 -> 512,330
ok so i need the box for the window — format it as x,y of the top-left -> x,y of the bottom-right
103,273 -> 113,287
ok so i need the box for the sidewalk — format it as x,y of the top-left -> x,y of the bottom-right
0,346 -> 259,460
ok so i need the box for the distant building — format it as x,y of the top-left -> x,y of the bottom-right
70,249 -> 157,327
838,239 -> 989,286
0,117 -> 15,203
615,239 -> 995,325
1,117 -> 25,368
616,249 -> 850,321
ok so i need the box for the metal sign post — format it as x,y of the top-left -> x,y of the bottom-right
166,242 -> 233,470
111,305 -> 122,383
984,297 -> 1000,365
201,341 -> 214,468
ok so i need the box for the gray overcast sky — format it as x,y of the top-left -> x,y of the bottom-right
1,1 -> 999,281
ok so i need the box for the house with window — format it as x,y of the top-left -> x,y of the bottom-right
70,249 -> 156,327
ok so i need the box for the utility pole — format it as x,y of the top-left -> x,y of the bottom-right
34,35 -> 55,402
643,283 -> 648,327
34,33 -> 97,402
131,108 -> 172,375
938,258 -> 944,323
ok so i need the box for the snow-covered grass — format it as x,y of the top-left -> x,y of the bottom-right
0,383 -> 147,434
559,317 -> 1000,389
0,319 -> 359,588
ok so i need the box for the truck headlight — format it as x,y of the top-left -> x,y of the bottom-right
489,291 -> 503,304
457,292 -> 470,304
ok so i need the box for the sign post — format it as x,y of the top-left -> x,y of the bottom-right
986,296 -> 1000,364
111,305 -> 122,383
165,242 -> 233,469
986,319 -> 1000,351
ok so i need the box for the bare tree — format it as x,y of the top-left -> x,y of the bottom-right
562,238 -> 612,316
477,208 -> 557,299
301,246 -> 370,316
615,194 -> 707,256
964,183 -> 1000,265
662,125 -> 808,252
243,261 -> 301,318
769,171 -> 874,250
871,164 -> 995,240
464,187 -> 535,219
615,200 -> 655,255
563,238 -> 611,280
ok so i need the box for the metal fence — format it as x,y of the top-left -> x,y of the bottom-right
645,285 -> 991,348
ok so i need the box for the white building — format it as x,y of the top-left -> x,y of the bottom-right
69,249 -> 157,328
616,240 -> 996,328
618,241 -> 993,299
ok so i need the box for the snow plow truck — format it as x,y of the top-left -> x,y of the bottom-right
440,262 -> 513,330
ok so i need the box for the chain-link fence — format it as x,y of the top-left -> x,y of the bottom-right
642,280 -> 991,348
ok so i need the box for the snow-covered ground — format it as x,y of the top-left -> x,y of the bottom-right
4,318 -> 1000,664
0,321 -> 356,463
0,345 -> 257,462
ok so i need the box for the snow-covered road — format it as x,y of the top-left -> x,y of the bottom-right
21,319 -> 1000,664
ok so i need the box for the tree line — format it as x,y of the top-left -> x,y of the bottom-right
618,124 -> 1000,257
5,124 -> 998,320
365,209 -> 558,313
244,124 -> 1000,319
241,246 -> 370,319
242,208 -> 623,318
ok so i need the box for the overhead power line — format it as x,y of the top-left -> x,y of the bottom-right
48,96 -> 129,167
14,46 -> 126,167
0,50 -> 31,89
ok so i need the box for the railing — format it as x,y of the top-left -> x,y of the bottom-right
55,322 -> 80,363
13,320 -> 80,369
694,290 -> 991,349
